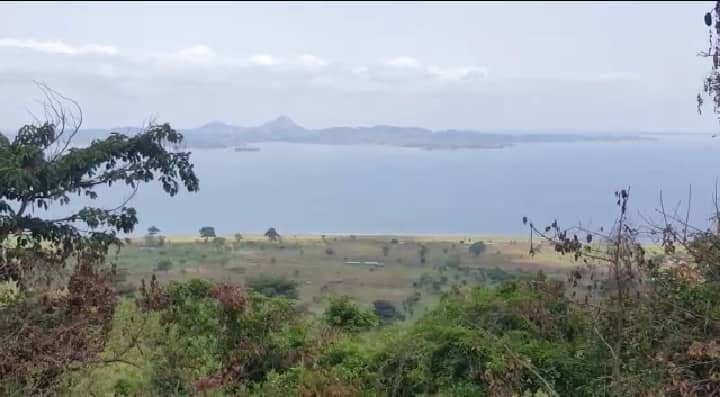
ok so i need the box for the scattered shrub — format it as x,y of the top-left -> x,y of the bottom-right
155,260 -> 173,272
468,241 -> 487,256
323,296 -> 378,331
373,299 -> 402,323
246,275 -> 299,299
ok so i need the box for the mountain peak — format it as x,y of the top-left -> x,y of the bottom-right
263,116 -> 299,129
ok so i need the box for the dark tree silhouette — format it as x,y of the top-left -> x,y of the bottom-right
264,227 -> 281,243
199,226 -> 216,243
699,1 -> 720,123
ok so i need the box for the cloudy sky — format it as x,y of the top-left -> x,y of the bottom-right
0,1 -> 716,131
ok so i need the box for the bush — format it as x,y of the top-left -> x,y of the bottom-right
246,275 -> 299,299
373,299 -> 403,323
155,260 -> 173,272
468,241 -> 487,256
325,247 -> 335,255
323,296 -> 378,331
370,279 -> 594,397
0,281 -> 18,305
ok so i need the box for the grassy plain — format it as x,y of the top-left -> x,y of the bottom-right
113,233 -> 579,312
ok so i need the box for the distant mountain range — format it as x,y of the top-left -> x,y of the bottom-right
69,116 -> 653,150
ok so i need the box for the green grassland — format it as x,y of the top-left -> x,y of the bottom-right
112,233 -> 582,312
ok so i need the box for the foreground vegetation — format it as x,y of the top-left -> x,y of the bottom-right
22,247 -> 720,397
5,216 -> 720,396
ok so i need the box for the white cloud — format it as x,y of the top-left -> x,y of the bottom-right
152,48 -> 283,69
174,45 -> 215,58
168,45 -> 217,66
250,54 -> 281,66
296,54 -> 328,68
0,38 -> 118,56
0,38 -> 490,92
428,65 -> 488,82
365,57 -> 487,85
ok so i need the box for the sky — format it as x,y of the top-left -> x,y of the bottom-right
0,1 -> 717,132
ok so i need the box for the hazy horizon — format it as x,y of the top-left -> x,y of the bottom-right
7,115 -> 714,134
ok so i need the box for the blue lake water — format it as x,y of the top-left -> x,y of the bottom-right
37,135 -> 720,236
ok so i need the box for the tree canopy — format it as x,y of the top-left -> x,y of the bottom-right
199,226 -> 216,242
0,85 -> 198,283
264,227 -> 280,242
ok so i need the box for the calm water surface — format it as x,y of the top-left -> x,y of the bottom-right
38,135 -> 720,236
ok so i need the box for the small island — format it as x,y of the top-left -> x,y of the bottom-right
234,146 -> 261,152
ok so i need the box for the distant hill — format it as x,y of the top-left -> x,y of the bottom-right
65,117 -> 653,150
